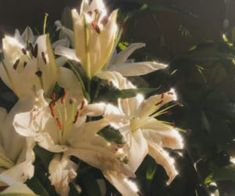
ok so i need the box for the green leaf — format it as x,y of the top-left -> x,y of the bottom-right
79,173 -> 102,196
98,86 -> 158,101
98,126 -> 125,145
34,146 -> 54,169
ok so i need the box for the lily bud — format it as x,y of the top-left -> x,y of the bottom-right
71,0 -> 118,78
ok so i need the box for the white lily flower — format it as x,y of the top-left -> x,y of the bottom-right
0,107 -> 34,190
55,0 -> 119,78
13,90 -> 138,196
0,34 -> 58,99
90,71 -> 184,184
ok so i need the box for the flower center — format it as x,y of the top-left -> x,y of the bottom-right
49,93 -> 86,144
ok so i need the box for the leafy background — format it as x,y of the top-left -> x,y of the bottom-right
1,0 -> 235,195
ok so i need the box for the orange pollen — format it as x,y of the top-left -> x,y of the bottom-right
49,101 -> 56,117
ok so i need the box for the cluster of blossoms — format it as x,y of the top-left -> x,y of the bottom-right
0,0 -> 184,195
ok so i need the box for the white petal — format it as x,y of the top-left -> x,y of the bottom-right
137,91 -> 176,118
35,34 -> 58,96
0,159 -> 34,185
58,67 -> 84,101
21,26 -> 35,44
49,155 -> 77,196
110,43 -> 145,65
52,38 -> 70,49
148,143 -> 178,184
97,71 -> 136,89
55,20 -> 74,46
104,172 -> 139,196
13,93 -> 67,153
143,125 -> 184,149
98,71 -> 144,117
54,46 -> 80,62
124,129 -> 148,171
110,61 -> 168,76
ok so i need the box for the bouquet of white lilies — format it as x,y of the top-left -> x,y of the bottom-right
0,0 -> 184,195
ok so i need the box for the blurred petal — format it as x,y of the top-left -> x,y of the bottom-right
55,20 -> 74,46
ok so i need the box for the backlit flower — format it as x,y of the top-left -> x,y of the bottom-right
89,71 -> 184,184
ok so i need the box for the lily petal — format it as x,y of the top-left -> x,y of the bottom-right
148,143 -> 178,185
123,128 -> 148,171
58,67 -> 84,101
110,43 -> 146,65
49,155 -> 77,196
54,46 -> 80,62
109,61 -> 168,77
144,127 -> 183,150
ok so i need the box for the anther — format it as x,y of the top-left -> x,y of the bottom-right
32,44 -> 38,58
21,48 -> 27,55
92,21 -> 101,34
35,70 -> 42,77
13,59 -> 20,70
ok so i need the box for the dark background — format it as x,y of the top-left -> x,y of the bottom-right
1,0 -> 235,59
